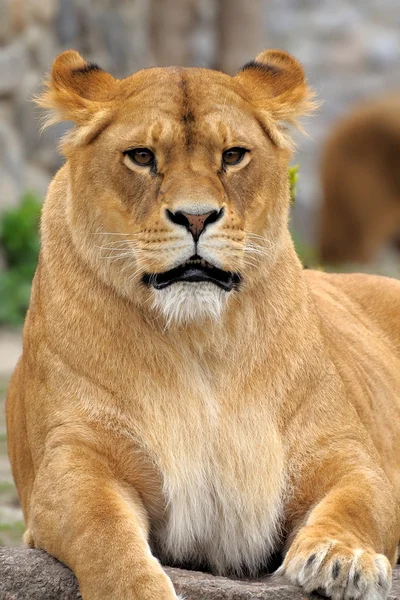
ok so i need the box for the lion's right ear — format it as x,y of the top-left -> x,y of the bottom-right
36,50 -> 117,133
234,50 -> 317,144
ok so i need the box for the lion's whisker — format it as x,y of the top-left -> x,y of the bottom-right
92,232 -> 141,237
99,253 -> 134,261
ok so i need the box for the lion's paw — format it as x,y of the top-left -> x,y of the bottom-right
279,534 -> 391,600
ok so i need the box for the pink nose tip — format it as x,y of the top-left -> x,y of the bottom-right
181,211 -> 214,240
166,208 -> 224,241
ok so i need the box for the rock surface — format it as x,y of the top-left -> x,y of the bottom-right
1,547 -> 400,600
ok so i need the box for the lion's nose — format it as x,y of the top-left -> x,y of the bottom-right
166,208 -> 224,242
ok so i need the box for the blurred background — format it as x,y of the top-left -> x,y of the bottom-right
0,0 -> 400,545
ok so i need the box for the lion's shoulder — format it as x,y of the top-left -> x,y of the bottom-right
304,270 -> 400,352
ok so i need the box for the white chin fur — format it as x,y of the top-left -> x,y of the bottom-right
152,282 -> 229,326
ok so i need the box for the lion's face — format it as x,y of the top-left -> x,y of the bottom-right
40,51 -> 313,324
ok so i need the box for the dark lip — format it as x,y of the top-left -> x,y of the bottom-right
142,256 -> 241,292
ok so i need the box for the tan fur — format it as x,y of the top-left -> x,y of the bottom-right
318,94 -> 400,264
6,50 -> 400,600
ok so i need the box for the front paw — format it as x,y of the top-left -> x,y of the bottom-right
81,564 -> 182,600
280,527 -> 391,599
134,567 -> 183,600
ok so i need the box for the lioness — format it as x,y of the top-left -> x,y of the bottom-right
6,49 -> 400,600
318,94 -> 400,264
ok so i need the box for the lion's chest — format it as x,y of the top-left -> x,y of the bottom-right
146,395 -> 286,575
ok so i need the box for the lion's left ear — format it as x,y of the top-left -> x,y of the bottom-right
234,50 -> 316,127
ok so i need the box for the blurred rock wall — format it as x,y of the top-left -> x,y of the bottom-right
267,0 -> 400,240
0,0 -> 155,210
0,0 -> 399,244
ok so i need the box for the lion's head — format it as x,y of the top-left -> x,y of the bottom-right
39,50 -> 313,325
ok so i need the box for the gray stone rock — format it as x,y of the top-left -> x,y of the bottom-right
1,548 -> 400,600
0,548 -> 82,600
27,0 -> 56,25
88,0 -> 151,76
0,0 -> 13,44
94,11 -> 130,76
15,72 -> 42,157
0,41 -> 29,97
0,122 -> 24,211
367,31 -> 400,69
0,175 -> 21,213
55,0 -> 81,46
33,122 -> 70,173
24,164 -> 50,200
14,72 -> 68,174
0,101 -> 14,125
25,24 -> 58,72
190,0 -> 216,67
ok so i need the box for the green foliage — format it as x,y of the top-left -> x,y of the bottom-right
291,231 -> 319,267
288,165 -> 319,267
289,164 -> 299,205
0,193 -> 41,326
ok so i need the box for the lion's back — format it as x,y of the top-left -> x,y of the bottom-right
304,270 -> 400,458
305,270 -> 400,355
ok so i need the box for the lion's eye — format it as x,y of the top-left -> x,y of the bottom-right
124,148 -> 155,167
222,147 -> 248,166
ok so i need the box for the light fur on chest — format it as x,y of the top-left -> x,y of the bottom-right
146,389 -> 287,575
79,364 -> 287,575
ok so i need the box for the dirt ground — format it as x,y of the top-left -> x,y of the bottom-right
0,329 -> 24,547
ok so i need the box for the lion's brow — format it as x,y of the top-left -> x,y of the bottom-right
179,74 -> 196,150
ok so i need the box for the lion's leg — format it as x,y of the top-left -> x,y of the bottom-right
28,439 -> 179,600
282,467 -> 399,600
6,363 -> 35,522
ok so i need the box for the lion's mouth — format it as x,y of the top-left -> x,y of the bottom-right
142,255 -> 241,292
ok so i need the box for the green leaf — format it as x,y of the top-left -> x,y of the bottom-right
289,165 -> 299,205
0,192 -> 41,325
